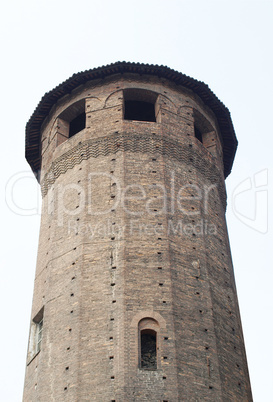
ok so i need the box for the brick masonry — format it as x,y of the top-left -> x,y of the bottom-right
23,71 -> 252,401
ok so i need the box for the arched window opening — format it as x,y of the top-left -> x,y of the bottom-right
140,329 -> 157,369
124,89 -> 158,122
138,317 -> 160,370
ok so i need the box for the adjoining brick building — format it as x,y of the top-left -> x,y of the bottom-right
23,62 -> 252,401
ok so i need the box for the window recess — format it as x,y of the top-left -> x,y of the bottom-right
123,89 -> 158,122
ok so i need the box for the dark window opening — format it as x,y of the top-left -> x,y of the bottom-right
58,99 -> 86,143
140,329 -> 157,369
124,100 -> 156,122
123,88 -> 158,123
69,112 -> 86,137
194,126 -> 203,143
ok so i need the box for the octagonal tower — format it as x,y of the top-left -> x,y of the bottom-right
23,62 -> 252,401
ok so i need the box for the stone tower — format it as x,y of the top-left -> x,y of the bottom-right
23,62 -> 252,401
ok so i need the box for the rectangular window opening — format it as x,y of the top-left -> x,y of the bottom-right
194,125 -> 203,143
69,112 -> 86,137
58,99 -> 86,143
36,318 -> 43,353
140,329 -> 157,369
123,89 -> 158,122
27,307 -> 44,364
124,100 -> 156,122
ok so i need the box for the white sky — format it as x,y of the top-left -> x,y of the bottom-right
0,0 -> 272,400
